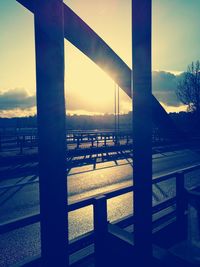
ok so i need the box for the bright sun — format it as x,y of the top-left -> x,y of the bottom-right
64,41 -> 131,115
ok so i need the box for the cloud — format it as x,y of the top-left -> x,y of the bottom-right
152,71 -> 183,107
153,90 -> 180,107
0,70 -> 185,117
0,107 -> 36,118
160,102 -> 187,113
0,88 -> 35,110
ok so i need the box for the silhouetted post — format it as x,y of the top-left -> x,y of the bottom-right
80,133 -> 83,142
97,136 -> 99,147
176,171 -> 186,236
104,135 -> 107,146
34,1 -> 68,266
30,134 -> 33,149
91,136 -> 94,147
126,134 -> 129,145
76,136 -> 80,149
19,137 -> 23,154
16,135 -> 19,146
94,195 -> 108,267
132,0 -> 152,265
0,134 -> 1,152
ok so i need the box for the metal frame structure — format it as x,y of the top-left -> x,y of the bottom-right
7,0 -> 175,265
17,0 -> 180,137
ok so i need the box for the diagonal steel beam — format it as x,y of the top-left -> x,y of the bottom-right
16,0 -> 130,93
16,0 -> 181,137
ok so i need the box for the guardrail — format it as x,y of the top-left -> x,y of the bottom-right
1,163 -> 200,254
0,131 -> 133,154
0,130 -> 177,154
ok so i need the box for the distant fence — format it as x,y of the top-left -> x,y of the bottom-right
0,129 -> 176,154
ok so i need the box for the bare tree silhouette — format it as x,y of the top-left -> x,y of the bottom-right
177,61 -> 200,115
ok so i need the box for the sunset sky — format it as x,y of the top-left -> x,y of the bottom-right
1,0 -> 200,117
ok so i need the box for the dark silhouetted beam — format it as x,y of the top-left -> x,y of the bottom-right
132,0 -> 152,265
34,0 -> 68,266
16,0 -> 130,93
16,0 -> 182,138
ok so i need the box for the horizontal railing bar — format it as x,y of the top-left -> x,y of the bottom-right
0,192 -> 175,235
1,163 -> 200,234
152,210 -> 177,234
0,180 -> 39,190
153,163 -> 200,184
69,185 -> 134,212
152,173 -> 176,184
105,185 -> 133,199
69,231 -> 94,254
180,163 -> 200,174
0,130 -> 131,136
152,197 -> 176,214
0,213 -> 40,234
69,198 -> 93,212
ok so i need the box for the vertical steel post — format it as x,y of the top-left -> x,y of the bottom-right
117,85 -> 120,134
114,83 -> 117,134
132,0 -> 152,265
34,1 -> 68,266
94,196 -> 108,267
0,134 -> 1,152
114,83 -> 117,145
176,171 -> 186,237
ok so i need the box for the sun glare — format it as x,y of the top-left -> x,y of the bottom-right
64,41 -> 131,115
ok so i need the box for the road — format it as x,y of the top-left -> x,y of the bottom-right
1,148 -> 200,266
